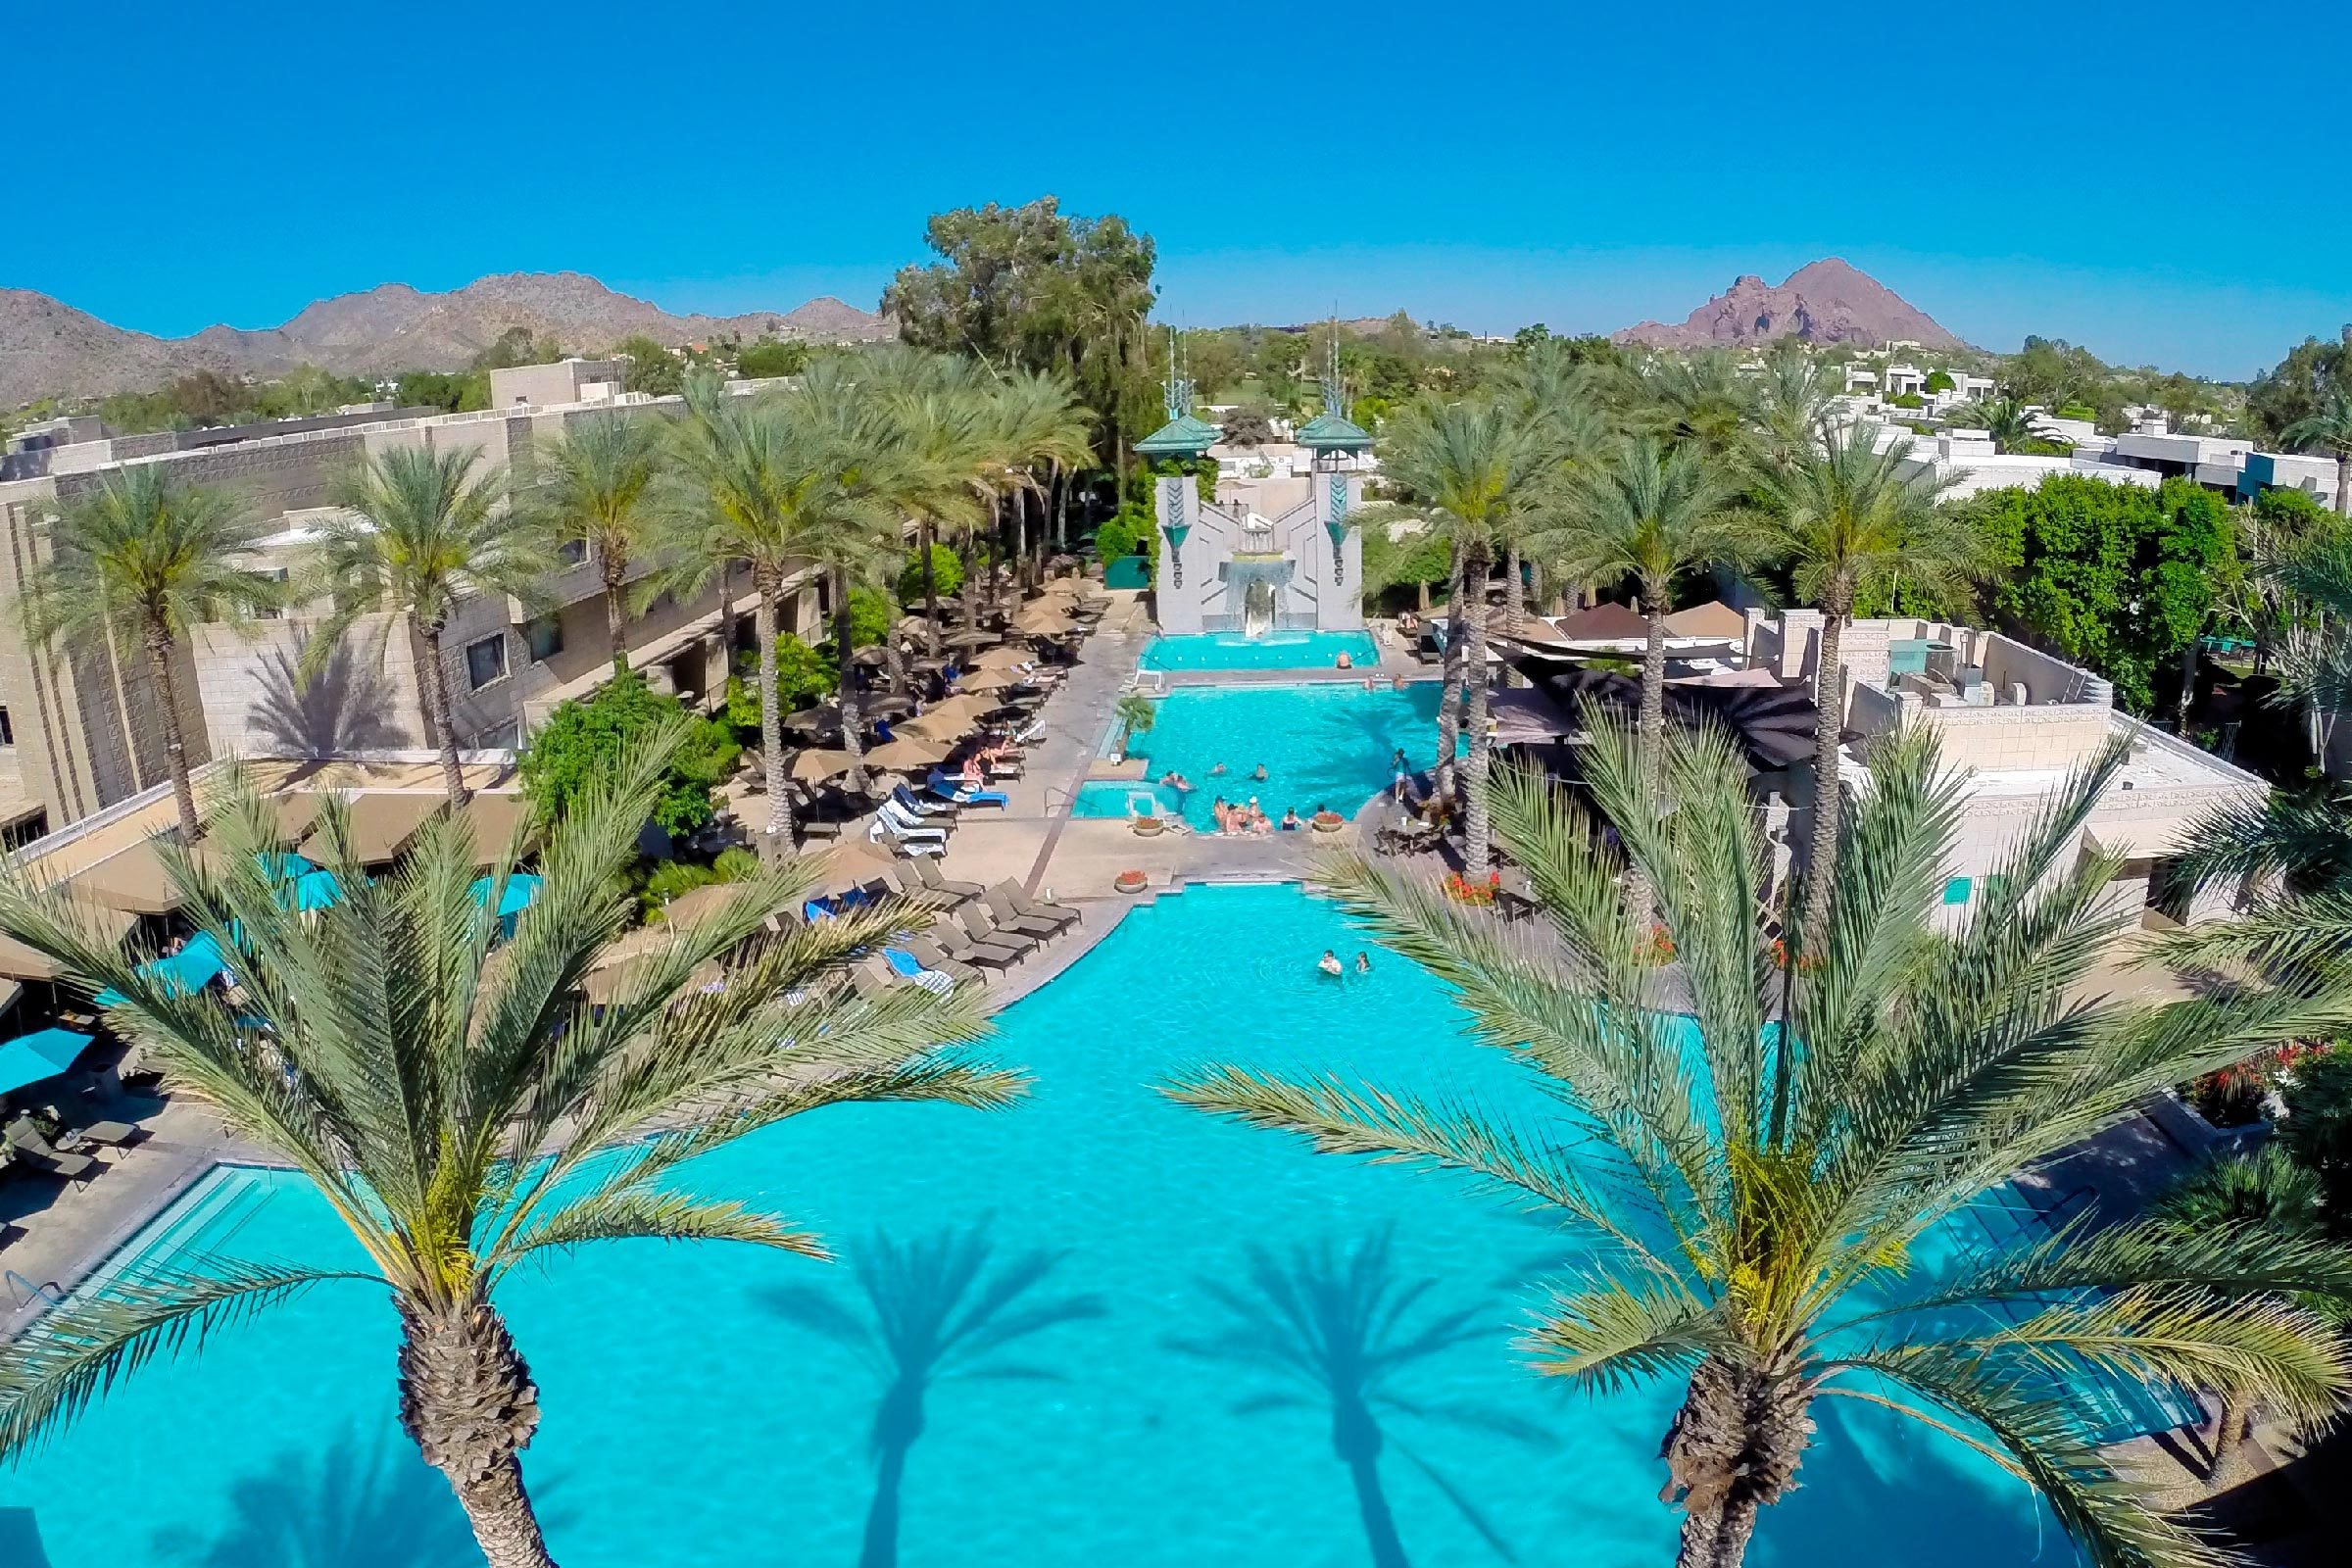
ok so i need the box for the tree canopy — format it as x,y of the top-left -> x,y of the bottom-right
518,672 -> 739,837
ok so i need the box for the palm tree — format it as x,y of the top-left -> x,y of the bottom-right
313,448 -> 559,808
1630,352 -> 1755,468
871,351 -> 993,659
531,410 -> 665,673
1373,397 -> 1553,877
982,368 -> 1094,593
1751,424 -> 1970,942
2282,386 -> 2352,519
19,466 -> 286,840
1957,396 -> 2051,456
1493,344 -> 1610,654
0,734 -> 1014,1568
761,1225 -> 1102,1568
1543,438 -> 1760,915
1169,714 -> 2352,1568
1745,345 -> 1838,475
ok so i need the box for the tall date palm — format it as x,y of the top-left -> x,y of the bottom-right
0,735 -> 1013,1568
20,466 -> 286,840
1172,714 -> 2352,1568
314,448 -> 559,808
531,410 -> 666,673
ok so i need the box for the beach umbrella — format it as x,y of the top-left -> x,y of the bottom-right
0,1028 -> 94,1096
790,749 -> 854,784
966,646 -> 1030,670
897,708 -> 975,743
468,872 -> 544,919
956,667 -> 1023,693
285,869 -> 347,911
1011,614 -> 1077,639
943,630 -> 996,650
862,735 -> 951,772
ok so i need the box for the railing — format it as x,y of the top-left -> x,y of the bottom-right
4,1269 -> 62,1309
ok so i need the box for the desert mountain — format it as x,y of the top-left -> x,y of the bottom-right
0,272 -> 894,407
1613,259 -> 1962,352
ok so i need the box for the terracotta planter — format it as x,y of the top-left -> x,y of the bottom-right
1311,811 -> 1347,833
1114,869 -> 1149,895
1131,816 -> 1166,837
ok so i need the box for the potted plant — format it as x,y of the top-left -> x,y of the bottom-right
1112,692 -> 1156,761
1114,869 -> 1149,894
1311,808 -> 1347,833
1132,813 -> 1166,837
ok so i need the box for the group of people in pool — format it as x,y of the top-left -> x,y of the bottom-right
1152,761 -> 1322,835
1318,949 -> 1372,978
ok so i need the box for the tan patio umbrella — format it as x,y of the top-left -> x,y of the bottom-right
956,666 -> 1023,693
790,748 -> 855,784
966,646 -> 1031,670
342,792 -> 446,864
581,940 -> 726,1006
67,840 -> 187,915
456,791 -> 538,865
1011,609 -> 1078,637
919,693 -> 999,726
896,708 -> 976,744
862,735 -> 951,772
650,881 -> 748,930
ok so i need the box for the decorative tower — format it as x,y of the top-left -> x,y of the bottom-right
1134,327 -> 1221,632
1292,319 -> 1373,629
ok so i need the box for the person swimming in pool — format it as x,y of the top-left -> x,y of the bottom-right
1251,763 -> 1268,781
1210,761 -> 1228,776
1160,770 -> 1194,792
1318,950 -> 1343,977
1279,807 -> 1300,831
1354,952 -> 1371,974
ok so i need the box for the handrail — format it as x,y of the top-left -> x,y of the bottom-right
5,1269 -> 63,1309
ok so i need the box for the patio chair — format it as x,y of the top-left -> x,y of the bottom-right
978,886 -> 1060,941
925,920 -> 1022,971
926,769 -> 1008,808
876,801 -> 949,842
901,935 -> 982,986
907,858 -> 984,901
878,868 -> 961,913
882,949 -> 954,995
1000,882 -> 1081,931
2,1117 -> 97,1182
890,783 -> 956,819
956,903 -> 1040,956
867,819 -> 946,858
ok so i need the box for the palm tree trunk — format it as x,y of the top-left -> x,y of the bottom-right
1013,485 -> 1031,593
143,623 -> 201,841
919,521 -> 943,659
716,560 -> 738,685
836,568 -> 867,799
1437,539 -> 1466,801
2337,451 -> 2350,519
753,564 -> 793,861
1462,548 -> 1496,878
396,1298 -> 556,1568
1799,603 -> 1849,947
1502,545 -> 1527,688
603,558 -> 630,676
1416,577 -> 1431,613
1628,599 -> 1669,923
415,619 -> 471,808
1659,1359 -> 1811,1568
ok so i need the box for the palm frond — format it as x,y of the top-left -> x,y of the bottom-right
495,1188 -> 828,1271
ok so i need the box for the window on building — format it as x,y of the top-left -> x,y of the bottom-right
1940,876 -> 1973,906
466,634 -> 509,691
0,706 -> 14,747
255,566 -> 292,619
524,613 -> 564,662
558,537 -> 589,566
470,718 -> 523,751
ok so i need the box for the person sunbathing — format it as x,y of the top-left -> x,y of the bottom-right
959,757 -> 987,790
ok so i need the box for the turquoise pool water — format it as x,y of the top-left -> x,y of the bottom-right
1108,681 -> 1459,831
0,886 -> 2058,1568
1142,630 -> 1378,671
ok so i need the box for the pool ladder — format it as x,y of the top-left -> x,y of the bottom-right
4,1268 -> 62,1309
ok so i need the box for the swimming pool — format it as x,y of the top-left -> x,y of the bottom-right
1141,629 -> 1378,671
1108,681 -> 1458,831
0,885 -> 2056,1567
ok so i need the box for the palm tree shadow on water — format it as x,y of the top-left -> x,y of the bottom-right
146,1422 -> 556,1567
1170,1229 -> 1547,1568
760,1221 -> 1107,1568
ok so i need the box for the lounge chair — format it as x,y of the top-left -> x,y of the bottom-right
3,1118 -> 98,1182
981,884 -> 1062,940
851,965 -> 891,1000
957,904 -> 1040,956
999,881 -> 1081,932
908,858 -> 984,901
890,783 -> 956,819
1007,717 -> 1046,747
882,949 -> 954,995
879,799 -> 952,838
868,819 -> 946,858
879,868 -> 961,912
902,935 -> 981,986
926,769 -> 1008,808
926,920 -> 1022,971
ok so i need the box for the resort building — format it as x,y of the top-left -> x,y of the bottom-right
0,365 -> 820,844
1743,611 -> 2268,928
1140,374 -> 1372,639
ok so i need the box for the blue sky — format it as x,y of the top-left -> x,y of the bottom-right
10,2 -> 2346,378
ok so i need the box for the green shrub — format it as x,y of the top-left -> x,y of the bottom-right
897,543 -> 964,607
2283,1050 -> 2352,1235
726,633 -> 837,736
1890,392 -> 1926,410
520,672 -> 739,839
1924,369 -> 1954,394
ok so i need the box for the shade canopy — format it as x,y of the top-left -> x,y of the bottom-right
268,793 -> 327,844
344,793 -> 445,863
580,939 -> 725,1006
1521,662 -> 1822,770
789,749 -> 854,784
0,902 -> 138,981
457,792 -> 536,864
1487,611 -> 1574,647
956,667 -> 1024,693
285,869 -> 348,911
966,646 -> 1030,670
1662,600 -> 1748,640
897,709 -> 975,744
863,736 -> 951,771
942,630 -> 997,650
68,841 -> 186,915
0,1028 -> 93,1097
96,930 -> 230,1007
650,882 -> 744,931
1552,602 -> 1653,642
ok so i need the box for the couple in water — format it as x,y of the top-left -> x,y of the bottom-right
1318,950 -> 1372,978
